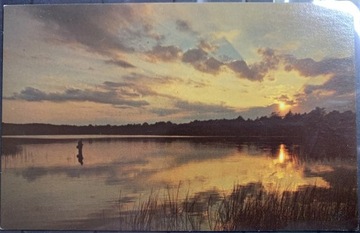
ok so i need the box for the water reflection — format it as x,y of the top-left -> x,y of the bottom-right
1,137 -> 357,230
76,139 -> 84,165
278,144 -> 286,163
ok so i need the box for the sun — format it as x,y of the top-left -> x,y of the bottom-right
278,102 -> 286,111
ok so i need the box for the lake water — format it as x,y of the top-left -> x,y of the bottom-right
1,136 -> 357,230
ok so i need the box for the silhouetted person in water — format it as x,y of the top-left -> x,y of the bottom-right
76,139 -> 84,165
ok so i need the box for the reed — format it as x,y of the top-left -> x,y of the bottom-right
117,182 -> 358,231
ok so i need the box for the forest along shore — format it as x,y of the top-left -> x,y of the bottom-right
2,108 -> 357,160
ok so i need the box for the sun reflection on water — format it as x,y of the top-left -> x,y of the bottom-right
149,143 -> 333,195
278,144 -> 286,163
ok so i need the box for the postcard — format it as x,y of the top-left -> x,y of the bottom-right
1,2 -> 358,231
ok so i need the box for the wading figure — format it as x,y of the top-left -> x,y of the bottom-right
76,139 -> 84,165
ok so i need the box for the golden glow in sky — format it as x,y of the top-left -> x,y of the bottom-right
2,3 -> 356,125
278,102 -> 287,112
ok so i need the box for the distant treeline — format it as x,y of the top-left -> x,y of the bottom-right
2,107 -> 355,138
2,107 -> 357,159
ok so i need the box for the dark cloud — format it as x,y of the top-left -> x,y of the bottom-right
227,48 -> 354,83
146,45 -> 182,62
282,56 -> 353,77
27,4 -> 165,63
249,48 -> 280,77
275,94 -> 296,105
6,86 -> 149,107
283,53 -> 356,112
198,40 -> 218,53
304,74 -> 355,96
102,80 -> 157,97
182,48 -> 224,75
182,48 -> 207,63
103,74 -> 185,99
252,48 -> 354,79
227,60 -> 260,81
203,57 -> 223,74
149,100 -> 238,119
175,44 -> 354,83
104,59 -> 135,68
294,90 -> 355,115
180,47 -> 279,80
175,19 -> 197,35
227,48 -> 281,81
28,5 -> 138,56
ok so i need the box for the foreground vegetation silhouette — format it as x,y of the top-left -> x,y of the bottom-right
113,181 -> 357,231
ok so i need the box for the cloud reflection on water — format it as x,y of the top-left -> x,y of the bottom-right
4,139 -> 348,193
1,137 -> 357,230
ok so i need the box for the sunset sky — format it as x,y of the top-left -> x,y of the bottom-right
2,3 -> 357,125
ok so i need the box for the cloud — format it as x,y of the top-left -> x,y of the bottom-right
202,57 -> 223,74
149,34 -> 353,83
102,80 -> 158,97
293,73 -> 355,113
198,40 -> 218,53
284,53 -> 355,112
254,48 -> 354,79
182,48 -> 207,63
227,48 -> 281,81
182,48 -> 224,75
27,5 -> 138,56
227,60 -> 260,81
175,19 -> 198,35
180,46 -> 278,80
228,48 -> 354,83
149,99 -> 238,120
146,45 -> 182,62
294,89 -> 355,113
104,59 -> 135,68
283,56 -> 353,77
178,44 -> 354,83
303,74 -> 355,98
274,94 -> 296,106
103,74 -> 189,100
5,86 -> 149,107
27,5 -> 163,60
261,48 -> 356,112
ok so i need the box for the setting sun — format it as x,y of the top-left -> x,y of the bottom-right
278,102 -> 286,111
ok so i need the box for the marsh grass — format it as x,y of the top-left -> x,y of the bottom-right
116,182 -> 358,231
215,183 -> 358,230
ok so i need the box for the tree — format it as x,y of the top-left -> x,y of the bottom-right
306,107 -> 326,124
270,112 -> 282,120
284,110 -> 294,120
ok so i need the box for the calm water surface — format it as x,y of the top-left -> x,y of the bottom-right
1,136 -> 356,229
